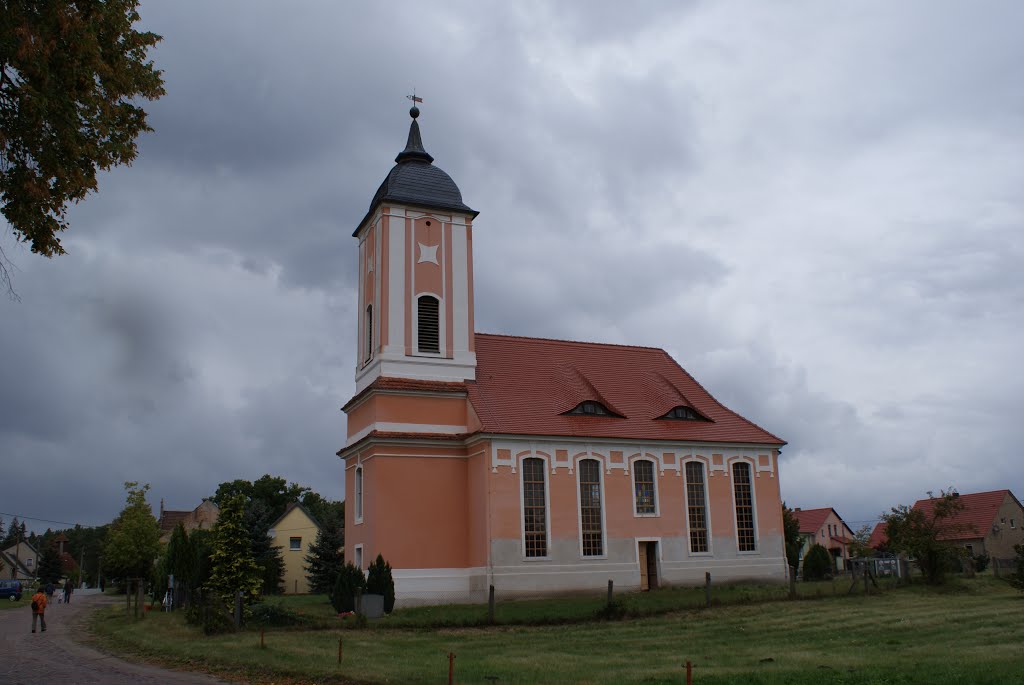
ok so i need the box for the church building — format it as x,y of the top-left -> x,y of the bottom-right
339,105 -> 788,605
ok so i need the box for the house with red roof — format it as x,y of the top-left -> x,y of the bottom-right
157,499 -> 220,544
339,106 -> 788,604
912,490 -> 1024,560
792,507 -> 854,572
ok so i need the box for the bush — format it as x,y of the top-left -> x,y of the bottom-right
366,554 -> 396,614
248,602 -> 301,627
973,552 -> 990,573
802,544 -> 833,581
184,589 -> 235,635
1010,544 -> 1024,592
330,562 -> 366,614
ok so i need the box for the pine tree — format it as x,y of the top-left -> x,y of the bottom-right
244,500 -> 284,595
304,518 -> 344,594
37,543 -> 63,584
207,494 -> 262,604
366,554 -> 395,614
2,517 -> 21,549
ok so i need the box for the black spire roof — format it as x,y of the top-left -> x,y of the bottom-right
355,106 -> 476,236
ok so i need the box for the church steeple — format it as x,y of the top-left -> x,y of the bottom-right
352,104 -> 478,392
394,106 -> 434,164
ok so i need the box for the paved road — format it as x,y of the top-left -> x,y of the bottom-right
0,591 -> 226,684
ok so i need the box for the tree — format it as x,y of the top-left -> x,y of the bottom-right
366,554 -> 395,614
36,542 -> 62,584
104,481 -> 160,581
2,516 -> 25,549
781,504 -> 802,572
802,543 -> 833,581
330,562 -> 366,614
206,494 -> 261,604
304,516 -> 344,594
882,489 -> 966,585
847,525 -> 874,559
0,0 -> 164,294
244,499 -> 284,595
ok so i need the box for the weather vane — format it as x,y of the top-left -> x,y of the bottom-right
407,90 -> 423,106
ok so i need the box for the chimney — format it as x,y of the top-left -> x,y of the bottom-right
795,507 -> 802,512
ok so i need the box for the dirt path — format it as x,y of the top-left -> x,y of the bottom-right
0,591 -> 226,684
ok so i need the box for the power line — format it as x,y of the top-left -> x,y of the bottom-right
0,511 -> 100,529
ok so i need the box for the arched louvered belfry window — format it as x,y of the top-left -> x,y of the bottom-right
417,295 -> 440,354
364,305 -> 373,362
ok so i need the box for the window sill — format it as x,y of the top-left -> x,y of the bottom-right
737,550 -> 760,555
688,551 -> 714,557
581,555 -> 608,560
633,512 -> 660,518
522,556 -> 552,562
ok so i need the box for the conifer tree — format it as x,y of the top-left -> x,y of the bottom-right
207,494 -> 262,604
37,542 -> 63,584
304,518 -> 344,594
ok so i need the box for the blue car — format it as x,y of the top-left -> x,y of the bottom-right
0,580 -> 23,601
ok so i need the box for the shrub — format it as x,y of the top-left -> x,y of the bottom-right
184,589 -> 235,634
248,602 -> 301,627
1010,544 -> 1024,592
802,544 -> 833,581
366,554 -> 396,614
331,562 -> 366,613
973,552 -> 990,573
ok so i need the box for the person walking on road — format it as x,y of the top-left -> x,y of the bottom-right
31,586 -> 47,633
63,579 -> 73,604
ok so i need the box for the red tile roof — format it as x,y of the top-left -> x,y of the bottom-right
343,377 -> 467,412
793,507 -> 834,534
867,522 -> 888,549
158,510 -> 189,533
467,334 -> 784,445
912,489 -> 1015,541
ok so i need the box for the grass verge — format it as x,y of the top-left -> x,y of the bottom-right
89,577 -> 1024,684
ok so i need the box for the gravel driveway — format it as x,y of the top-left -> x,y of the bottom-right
0,591 -> 226,684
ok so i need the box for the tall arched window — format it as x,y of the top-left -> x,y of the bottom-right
522,457 -> 547,558
355,466 -> 364,523
417,295 -> 440,354
685,461 -> 709,553
364,305 -> 373,362
579,459 -> 604,556
633,460 -> 656,515
732,462 -> 756,551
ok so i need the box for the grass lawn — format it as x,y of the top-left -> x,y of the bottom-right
0,596 -> 29,611
89,577 -> 1024,685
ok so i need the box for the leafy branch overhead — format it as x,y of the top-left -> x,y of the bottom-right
0,0 -> 164,257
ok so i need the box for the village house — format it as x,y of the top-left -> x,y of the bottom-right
913,489 -> 1024,560
793,507 -> 854,572
1,539 -> 38,581
339,106 -> 788,604
157,499 -> 220,544
268,502 -> 321,594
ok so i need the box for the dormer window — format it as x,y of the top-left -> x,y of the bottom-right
659,406 -> 706,421
566,401 -> 612,416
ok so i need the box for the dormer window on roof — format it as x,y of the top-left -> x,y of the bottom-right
565,401 -> 618,417
659,406 -> 709,421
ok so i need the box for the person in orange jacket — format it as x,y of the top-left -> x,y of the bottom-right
31,586 -> 47,633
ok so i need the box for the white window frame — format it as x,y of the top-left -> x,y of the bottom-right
575,456 -> 608,559
683,459 -> 713,556
289,536 -> 302,551
518,453 -> 552,561
729,459 -> 759,554
629,456 -> 660,518
354,466 -> 364,525
413,292 -> 444,357
354,544 -> 364,571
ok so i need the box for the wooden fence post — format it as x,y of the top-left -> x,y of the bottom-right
686,659 -> 693,685
607,579 -> 614,606
789,566 -> 797,599
234,590 -> 242,630
488,585 -> 495,624
704,572 -> 711,608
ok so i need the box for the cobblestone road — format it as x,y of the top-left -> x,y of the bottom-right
0,591 -> 226,684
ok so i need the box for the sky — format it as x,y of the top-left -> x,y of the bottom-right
1,1 -> 1022,537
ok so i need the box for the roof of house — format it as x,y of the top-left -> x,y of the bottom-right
158,510 -> 190,534
867,522 -> 888,549
271,502 -> 322,532
356,108 -> 476,235
793,507 -> 841,535
465,334 -> 784,445
912,489 -> 1018,541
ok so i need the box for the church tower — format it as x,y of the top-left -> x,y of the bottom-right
353,104 -> 478,393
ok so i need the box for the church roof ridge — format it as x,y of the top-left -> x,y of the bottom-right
474,331 -> 665,353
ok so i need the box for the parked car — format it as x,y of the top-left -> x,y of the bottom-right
0,580 -> 23,601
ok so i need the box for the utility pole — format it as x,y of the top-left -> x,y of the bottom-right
13,528 -> 20,580
79,548 -> 85,587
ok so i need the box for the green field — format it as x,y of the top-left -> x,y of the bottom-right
89,578 -> 1024,685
